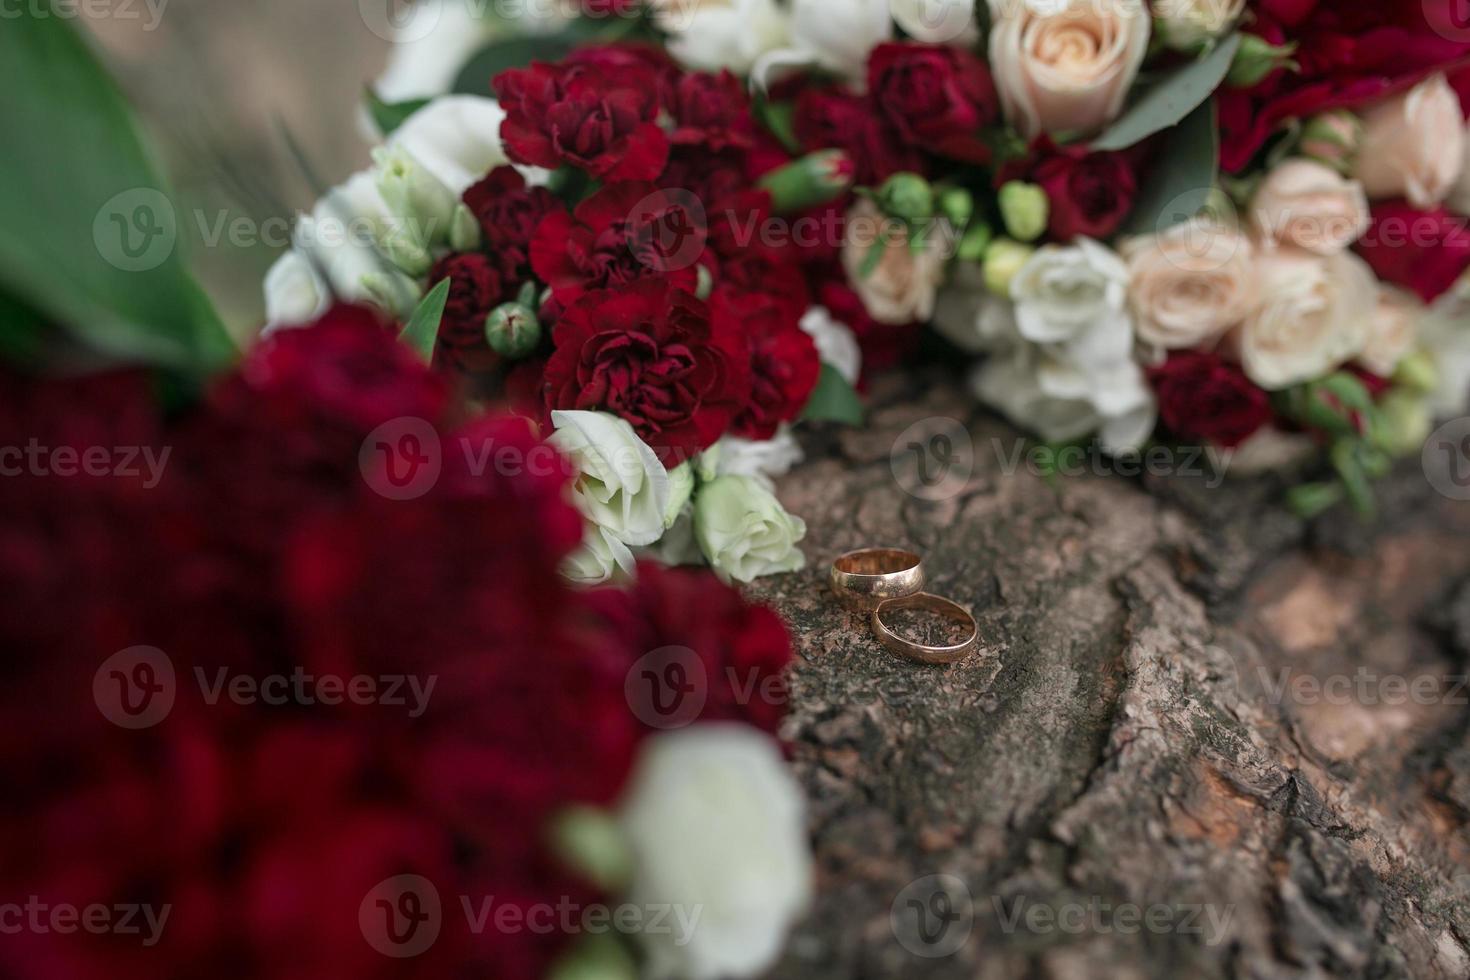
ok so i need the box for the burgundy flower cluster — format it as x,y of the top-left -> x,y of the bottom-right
0,306 -> 793,979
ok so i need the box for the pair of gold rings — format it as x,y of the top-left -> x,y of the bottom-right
828,548 -> 978,665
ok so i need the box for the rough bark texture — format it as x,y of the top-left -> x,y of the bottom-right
747,372 -> 1470,980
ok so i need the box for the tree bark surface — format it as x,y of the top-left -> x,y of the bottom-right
748,373 -> 1470,980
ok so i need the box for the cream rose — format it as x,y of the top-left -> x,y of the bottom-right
1154,0 -> 1245,49
987,0 -> 1151,140
1248,159 -> 1369,255
1354,73 -> 1466,209
1229,248 -> 1375,390
1358,286 -> 1421,378
840,199 -> 948,325
1123,219 -> 1257,349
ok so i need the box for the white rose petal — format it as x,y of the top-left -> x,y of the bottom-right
563,524 -> 638,586
294,171 -> 420,317
798,306 -> 862,385
371,0 -> 501,105
550,411 -> 671,548
693,475 -> 806,583
1011,238 -> 1130,345
1249,159 -> 1370,256
1354,72 -> 1466,209
658,0 -> 792,75
1358,285 -> 1421,378
1123,219 -> 1258,349
714,431 -> 806,480
261,250 -> 328,335
620,725 -> 813,980
388,95 -> 508,197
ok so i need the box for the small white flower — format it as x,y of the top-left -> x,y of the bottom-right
798,306 -> 861,385
261,250 -> 328,335
387,96 -> 509,198
370,0 -> 501,105
619,725 -> 813,980
1011,238 -> 1131,345
549,411 -> 671,548
657,0 -> 791,75
711,431 -> 806,480
293,171 -> 420,317
562,524 -> 638,586
693,475 -> 806,583
750,0 -> 891,85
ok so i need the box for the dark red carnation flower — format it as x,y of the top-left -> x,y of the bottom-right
817,279 -> 919,380
564,41 -> 678,98
493,60 -> 669,181
795,87 -> 924,184
426,252 -> 507,372
866,42 -> 997,164
461,166 -> 563,283
543,281 -> 750,463
669,70 -> 755,151
585,560 -> 795,735
1148,352 -> 1272,449
1032,145 -> 1138,241
1355,202 -> 1470,304
531,181 -> 704,304
720,291 -> 822,440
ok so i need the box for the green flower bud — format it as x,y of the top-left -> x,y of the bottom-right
937,187 -> 974,230
1227,35 -> 1298,88
548,934 -> 637,980
373,144 -> 457,248
664,461 -> 695,528
998,181 -> 1049,243
377,228 -> 432,278
1373,389 -> 1432,458
449,202 -> 481,252
876,172 -> 934,223
360,269 -> 421,319
1392,349 -> 1439,393
756,149 -> 855,213
484,302 -> 541,359
957,220 -> 994,263
695,263 -> 713,301
548,806 -> 633,893
982,238 -> 1034,296
1299,110 -> 1361,172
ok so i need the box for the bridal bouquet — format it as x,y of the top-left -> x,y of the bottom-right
364,0 -> 1470,513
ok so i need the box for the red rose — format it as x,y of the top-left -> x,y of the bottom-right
461,165 -> 562,283
669,70 -> 755,150
426,251 -> 506,372
720,291 -> 822,440
585,561 -> 795,735
1032,146 -> 1138,241
1355,202 -> 1470,304
795,87 -> 924,184
866,42 -> 997,164
1148,352 -> 1272,449
531,181 -> 704,304
543,281 -> 750,463
493,60 -> 669,181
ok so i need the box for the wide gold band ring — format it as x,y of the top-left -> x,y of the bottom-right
870,593 -> 978,665
829,548 -> 925,612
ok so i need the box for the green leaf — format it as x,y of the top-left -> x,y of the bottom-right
1091,33 -> 1241,152
452,34 -> 583,95
801,363 -> 864,426
0,8 -> 234,372
364,89 -> 431,136
753,94 -> 800,154
400,278 -> 450,364
1121,100 -> 1219,235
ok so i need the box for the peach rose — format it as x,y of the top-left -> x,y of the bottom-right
1248,159 -> 1369,255
1123,219 -> 1258,350
1228,248 -> 1374,390
840,199 -> 948,324
1358,286 -> 1421,378
1354,73 -> 1466,209
986,0 -> 1150,140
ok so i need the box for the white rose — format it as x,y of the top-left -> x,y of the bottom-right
798,306 -> 861,385
619,725 -> 813,980
1358,286 -> 1421,377
1354,72 -> 1466,209
294,172 -> 420,318
1229,248 -> 1375,390
658,0 -> 792,75
1419,279 -> 1470,418
972,345 -> 1156,453
987,0 -> 1151,140
712,431 -> 807,480
369,0 -> 501,106
549,411 -> 671,548
1153,0 -> 1246,49
261,250 -> 327,334
1122,219 -> 1258,349
1010,238 -> 1130,344
889,0 -> 979,45
562,524 -> 637,586
693,475 -> 806,583
387,96 -> 508,197
751,0 -> 891,85
841,200 -> 948,325
1248,159 -> 1370,255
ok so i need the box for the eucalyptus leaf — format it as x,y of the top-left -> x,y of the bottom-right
400,278 -> 451,364
801,364 -> 864,426
1121,100 -> 1219,236
0,8 -> 234,372
1091,33 -> 1240,152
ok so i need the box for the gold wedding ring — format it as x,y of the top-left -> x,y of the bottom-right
870,593 -> 978,665
829,548 -> 925,612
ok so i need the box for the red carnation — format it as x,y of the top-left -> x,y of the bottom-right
1355,202 -> 1470,304
1148,352 -> 1272,449
1032,146 -> 1138,241
543,281 -> 750,463
795,87 -> 924,184
531,181 -> 704,304
585,561 -> 795,735
866,42 -> 998,164
426,252 -> 506,372
493,60 -> 669,181
721,291 -> 822,440
818,280 -> 919,379
669,70 -> 755,151
461,165 -> 562,283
